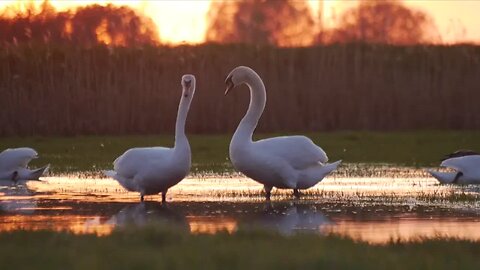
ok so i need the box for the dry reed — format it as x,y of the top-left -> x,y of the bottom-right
0,43 -> 479,136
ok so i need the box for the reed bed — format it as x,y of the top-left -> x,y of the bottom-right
0,43 -> 479,136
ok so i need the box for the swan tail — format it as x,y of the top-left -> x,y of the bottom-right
104,170 -> 137,191
17,165 -> 49,181
427,170 -> 457,184
104,170 -> 117,178
30,165 -> 49,180
298,160 -> 342,189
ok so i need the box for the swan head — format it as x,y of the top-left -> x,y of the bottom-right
181,74 -> 196,98
224,66 -> 257,95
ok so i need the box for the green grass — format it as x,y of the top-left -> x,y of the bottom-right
1,131 -> 479,174
0,227 -> 479,270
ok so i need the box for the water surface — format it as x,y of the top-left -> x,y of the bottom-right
1,165 -> 480,244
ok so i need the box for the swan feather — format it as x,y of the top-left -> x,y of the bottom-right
441,155 -> 480,179
0,147 -> 38,170
254,136 -> 328,169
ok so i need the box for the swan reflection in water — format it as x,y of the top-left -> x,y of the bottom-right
0,181 -> 37,214
245,203 -> 331,235
104,202 -> 189,231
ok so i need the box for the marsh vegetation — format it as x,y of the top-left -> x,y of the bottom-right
0,131 -> 478,173
1,227 -> 479,270
1,44 -> 479,136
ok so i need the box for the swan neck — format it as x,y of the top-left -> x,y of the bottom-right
174,94 -> 191,149
234,74 -> 266,142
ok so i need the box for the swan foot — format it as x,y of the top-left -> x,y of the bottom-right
264,185 -> 272,201
161,190 -> 167,203
293,189 -> 301,199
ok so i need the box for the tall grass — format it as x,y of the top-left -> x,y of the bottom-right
0,43 -> 479,136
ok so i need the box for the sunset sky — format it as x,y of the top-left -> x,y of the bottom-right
1,0 -> 479,44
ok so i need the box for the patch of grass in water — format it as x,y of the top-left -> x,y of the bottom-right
0,227 -> 479,269
1,131 -> 480,174
417,189 -> 480,203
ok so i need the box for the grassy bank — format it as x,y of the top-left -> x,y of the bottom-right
1,131 -> 479,173
1,44 -> 480,136
0,228 -> 479,270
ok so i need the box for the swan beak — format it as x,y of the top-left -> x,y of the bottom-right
225,75 -> 234,95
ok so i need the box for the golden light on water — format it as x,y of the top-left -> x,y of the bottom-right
0,167 -> 479,243
187,216 -> 237,234
1,0 -> 479,44
324,219 -> 480,244
0,215 -> 115,236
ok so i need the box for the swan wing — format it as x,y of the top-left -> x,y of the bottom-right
440,155 -> 480,177
113,147 -> 172,179
0,148 -> 38,170
441,150 -> 479,161
254,136 -> 328,170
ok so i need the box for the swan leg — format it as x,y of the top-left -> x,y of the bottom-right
453,172 -> 463,184
161,190 -> 167,203
293,189 -> 301,199
11,171 -> 18,182
264,185 -> 272,201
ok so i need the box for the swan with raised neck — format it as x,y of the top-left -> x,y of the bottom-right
105,74 -> 195,202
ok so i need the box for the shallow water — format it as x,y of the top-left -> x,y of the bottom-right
1,165 -> 480,244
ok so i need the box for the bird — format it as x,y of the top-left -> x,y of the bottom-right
428,150 -> 480,184
0,147 -> 49,181
224,66 -> 341,200
105,75 -> 196,202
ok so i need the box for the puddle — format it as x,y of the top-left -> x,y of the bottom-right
1,165 -> 480,244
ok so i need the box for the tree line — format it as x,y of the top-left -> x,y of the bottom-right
0,0 -> 439,47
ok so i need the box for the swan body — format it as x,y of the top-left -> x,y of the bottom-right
428,153 -> 480,184
105,75 -> 196,202
0,147 -> 49,181
225,66 -> 341,199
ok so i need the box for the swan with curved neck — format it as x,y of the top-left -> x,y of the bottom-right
225,66 -> 341,200
105,75 -> 195,202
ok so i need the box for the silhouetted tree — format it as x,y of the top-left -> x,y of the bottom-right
206,0 -> 315,47
0,1 -> 159,46
70,4 -> 158,46
321,0 -> 438,45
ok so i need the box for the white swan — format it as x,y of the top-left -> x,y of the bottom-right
0,147 -> 49,181
105,75 -> 196,202
224,66 -> 341,199
428,150 -> 480,184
